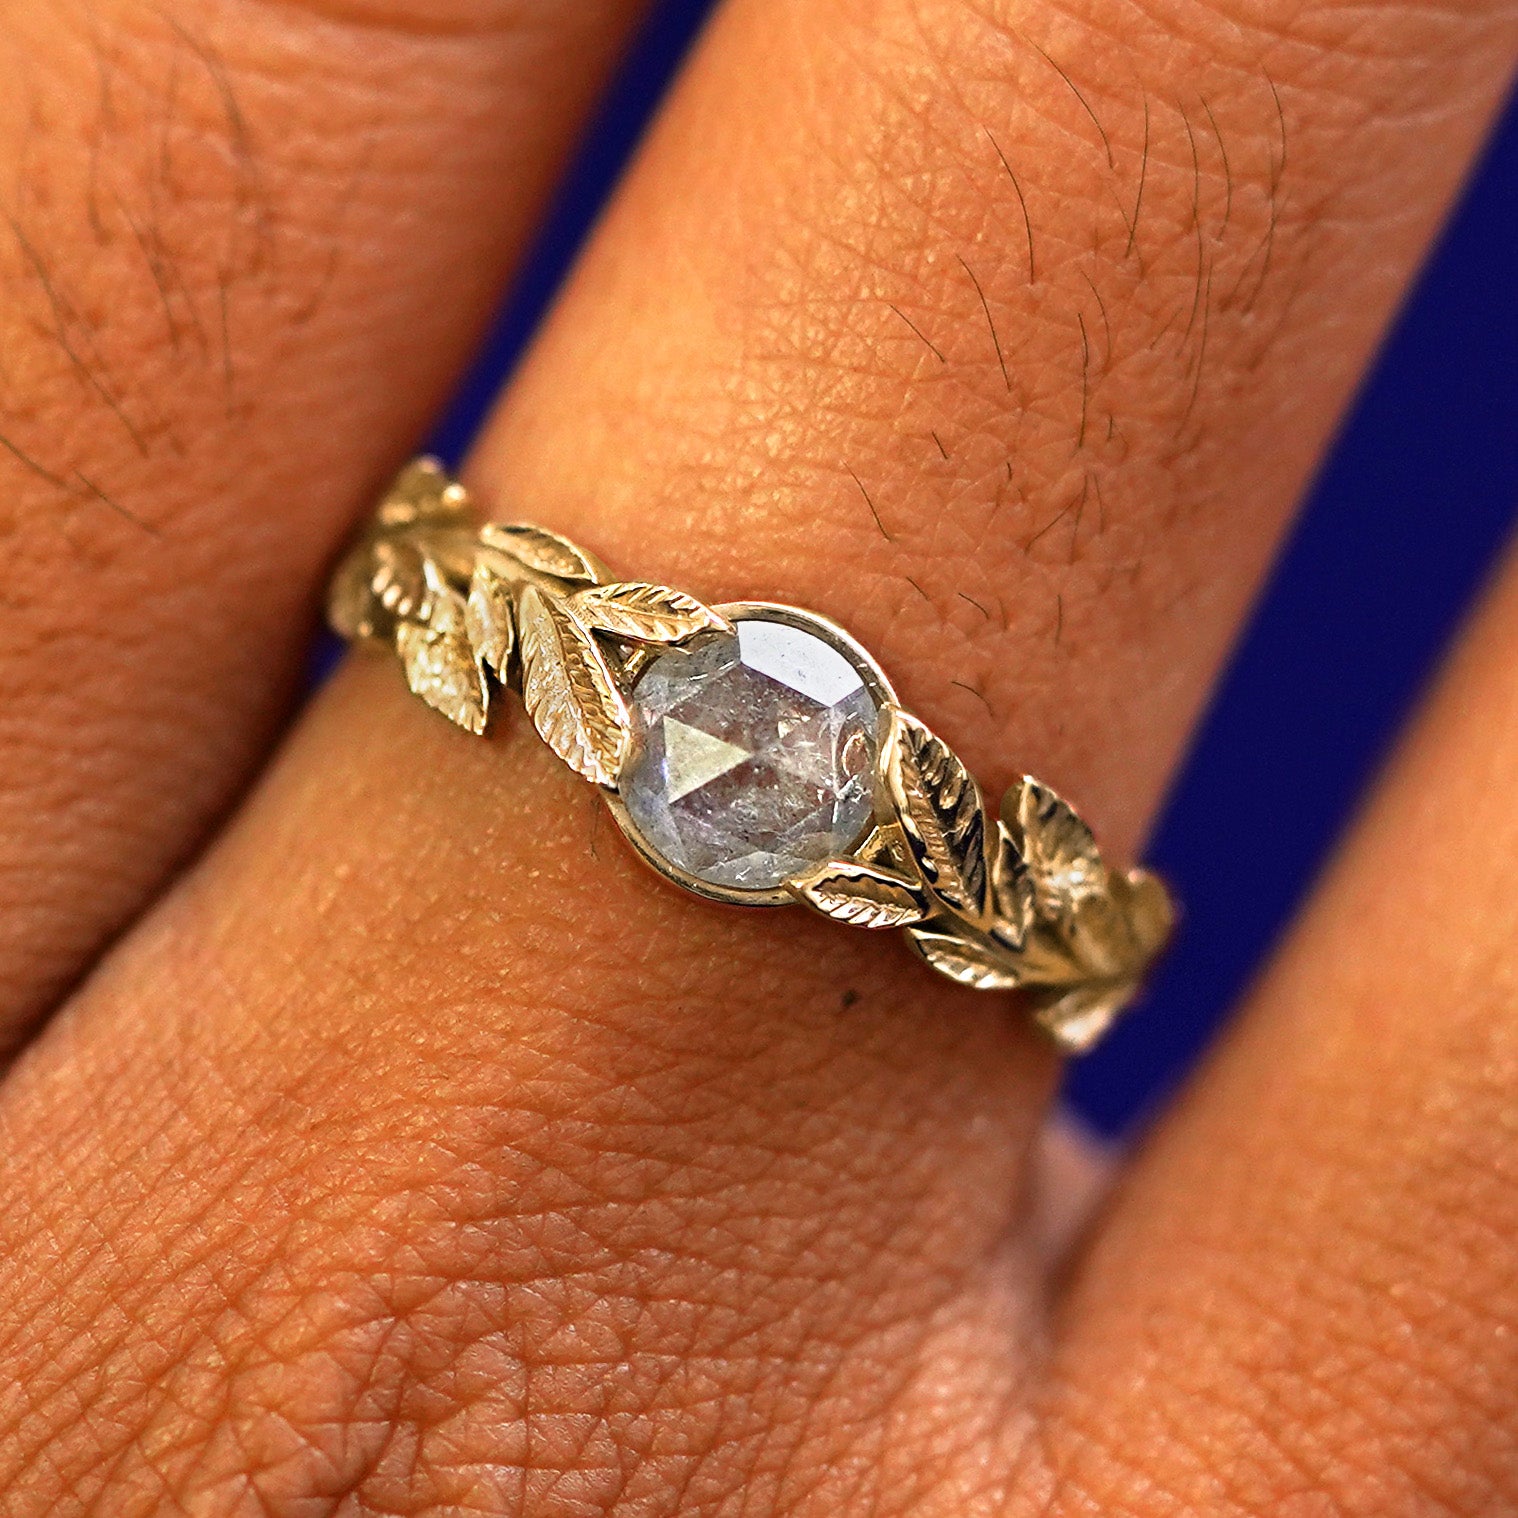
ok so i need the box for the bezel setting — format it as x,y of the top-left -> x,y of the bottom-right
604,601 -> 899,908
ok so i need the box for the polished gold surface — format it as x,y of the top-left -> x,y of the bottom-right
328,458 -> 1175,1054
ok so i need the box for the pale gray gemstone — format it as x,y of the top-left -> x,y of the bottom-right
619,617 -> 880,892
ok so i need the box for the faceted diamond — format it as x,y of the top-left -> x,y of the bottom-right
619,615 -> 881,892
661,719 -> 749,802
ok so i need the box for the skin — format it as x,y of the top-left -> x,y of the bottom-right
0,0 -> 1514,1510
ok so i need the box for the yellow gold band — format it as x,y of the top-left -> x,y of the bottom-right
328,458 -> 1175,1054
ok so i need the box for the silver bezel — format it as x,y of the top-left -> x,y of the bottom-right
603,601 -> 899,907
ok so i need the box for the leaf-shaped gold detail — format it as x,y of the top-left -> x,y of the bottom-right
327,540 -> 386,641
1018,867 -> 1174,989
1068,892 -> 1144,981
883,710 -> 989,919
905,925 -> 1022,991
327,537 -> 439,642
396,573 -> 488,735
989,820 -> 1035,950
517,583 -> 630,786
370,539 -> 429,621
569,582 -> 731,645
1018,872 -> 1174,1048
481,522 -> 603,585
788,860 -> 931,929
376,457 -> 472,529
1030,980 -> 1138,1055
1114,867 -> 1176,964
1013,920 -> 1110,987
465,562 -> 515,676
1003,777 -> 1106,921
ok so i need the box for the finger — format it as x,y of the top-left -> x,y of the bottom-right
477,0 -> 1516,843
1049,541 -> 1518,1510
5,0 -> 1518,1511
0,0 -> 648,1042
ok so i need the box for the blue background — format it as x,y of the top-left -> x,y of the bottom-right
428,0 -> 1518,1137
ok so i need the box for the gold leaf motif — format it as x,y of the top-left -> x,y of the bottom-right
788,860 -> 930,929
1015,917 -> 1116,987
1114,867 -> 1176,963
1024,868 -> 1174,988
1030,980 -> 1137,1055
466,562 -> 515,676
376,457 -> 472,529
989,821 -> 1035,950
1061,891 -> 1142,981
517,583 -> 630,786
996,867 -> 1174,1047
481,522 -> 603,585
883,709 -> 989,919
326,537 -> 433,641
327,540 -> 386,641
1003,777 -> 1106,921
905,925 -> 1022,991
396,571 -> 488,734
569,581 -> 731,645
370,539 -> 429,621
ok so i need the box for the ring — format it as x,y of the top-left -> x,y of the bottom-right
328,458 -> 1176,1054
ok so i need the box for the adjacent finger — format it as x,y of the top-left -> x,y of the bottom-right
1049,537 -> 1518,1510
2,0 -> 1515,1510
0,0 -> 648,1043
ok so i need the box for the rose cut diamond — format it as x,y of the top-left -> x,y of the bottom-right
618,614 -> 882,893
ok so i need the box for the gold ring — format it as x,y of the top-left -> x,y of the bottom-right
327,458 -> 1175,1054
